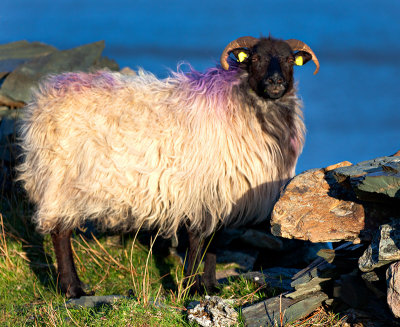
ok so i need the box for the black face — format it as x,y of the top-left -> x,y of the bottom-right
232,38 -> 312,100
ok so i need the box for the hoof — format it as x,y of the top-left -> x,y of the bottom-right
65,285 -> 94,299
204,283 -> 219,295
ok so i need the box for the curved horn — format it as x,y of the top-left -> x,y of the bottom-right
285,39 -> 320,75
220,36 -> 259,70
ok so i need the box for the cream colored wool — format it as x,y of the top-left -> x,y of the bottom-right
18,69 -> 305,237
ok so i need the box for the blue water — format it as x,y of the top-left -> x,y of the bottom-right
1,0 -> 399,172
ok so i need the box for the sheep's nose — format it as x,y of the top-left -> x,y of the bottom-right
266,73 -> 284,86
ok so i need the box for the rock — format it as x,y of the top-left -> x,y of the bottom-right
0,117 -> 20,162
287,276 -> 331,300
263,267 -> 301,280
333,156 -> 400,202
262,267 -> 300,291
287,255 -> 335,301
93,56 -> 120,71
217,249 -> 258,272
0,41 -> 57,75
187,296 -> 238,327
325,160 -> 353,172
239,229 -> 283,250
271,167 -> 365,243
285,242 -> 367,302
0,40 -> 57,61
0,59 -> 26,75
282,241 -> 332,267
386,261 -> 400,318
216,268 -> 240,281
361,270 -> 386,299
241,268 -> 299,291
333,272 -> 369,309
359,221 -> 400,272
66,295 -> 125,308
0,94 -> 25,108
271,159 -> 399,243
120,67 -> 136,75
343,308 -> 393,327
0,41 -> 106,103
242,291 -> 328,326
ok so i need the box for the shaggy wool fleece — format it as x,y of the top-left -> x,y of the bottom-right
18,65 -> 305,237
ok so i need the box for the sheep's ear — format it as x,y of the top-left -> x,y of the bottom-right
294,51 -> 313,66
231,48 -> 251,63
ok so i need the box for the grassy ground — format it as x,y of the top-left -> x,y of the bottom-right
0,166 -> 347,326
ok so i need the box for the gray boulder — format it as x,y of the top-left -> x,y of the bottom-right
0,40 -> 57,74
242,291 -> 328,327
0,41 -> 116,103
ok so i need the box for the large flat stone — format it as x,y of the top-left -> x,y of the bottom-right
0,40 -> 57,61
0,41 -> 105,103
271,160 -> 399,243
242,291 -> 328,326
66,295 -> 125,308
271,167 -> 366,243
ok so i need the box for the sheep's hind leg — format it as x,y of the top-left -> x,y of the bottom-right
186,230 -> 219,294
51,229 -> 90,298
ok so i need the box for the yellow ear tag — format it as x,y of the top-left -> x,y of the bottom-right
237,52 -> 248,62
295,56 -> 303,66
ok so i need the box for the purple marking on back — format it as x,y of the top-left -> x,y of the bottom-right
179,64 -> 242,113
186,65 -> 240,95
50,71 -> 120,94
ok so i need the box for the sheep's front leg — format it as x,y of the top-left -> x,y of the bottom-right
186,231 -> 218,294
51,229 -> 88,298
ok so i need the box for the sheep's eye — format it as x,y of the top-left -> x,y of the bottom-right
287,57 -> 295,64
252,56 -> 259,62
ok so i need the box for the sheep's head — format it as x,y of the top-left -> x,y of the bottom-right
220,36 -> 319,100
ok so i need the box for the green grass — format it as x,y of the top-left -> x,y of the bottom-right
0,164 -> 347,327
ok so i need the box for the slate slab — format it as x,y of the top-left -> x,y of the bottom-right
0,41 -> 105,103
359,221 -> 400,272
242,291 -> 328,326
333,156 -> 400,201
66,295 -> 125,308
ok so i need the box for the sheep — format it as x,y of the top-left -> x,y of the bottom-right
18,35 -> 319,298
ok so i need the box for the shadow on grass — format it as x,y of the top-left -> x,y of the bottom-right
137,230 -> 178,293
0,184 -> 58,291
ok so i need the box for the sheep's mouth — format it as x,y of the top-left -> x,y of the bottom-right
262,86 -> 286,99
